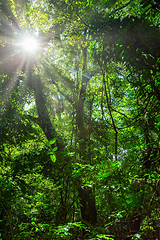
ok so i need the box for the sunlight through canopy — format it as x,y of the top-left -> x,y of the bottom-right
21,36 -> 38,52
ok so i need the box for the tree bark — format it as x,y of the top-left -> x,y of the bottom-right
30,73 -> 97,226
31,75 -> 57,141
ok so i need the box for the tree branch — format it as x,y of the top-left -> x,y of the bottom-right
111,1 -> 132,14
51,80 -> 73,104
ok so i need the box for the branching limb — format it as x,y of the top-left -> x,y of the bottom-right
51,80 -> 73,104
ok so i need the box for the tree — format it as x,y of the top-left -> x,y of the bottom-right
0,0 -> 160,239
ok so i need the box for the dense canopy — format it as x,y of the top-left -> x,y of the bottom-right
0,0 -> 160,239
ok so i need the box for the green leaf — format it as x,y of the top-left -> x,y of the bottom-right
96,234 -> 114,239
50,154 -> 56,162
48,152 -> 53,155
52,147 -> 58,152
46,138 -> 57,146
68,152 -> 75,156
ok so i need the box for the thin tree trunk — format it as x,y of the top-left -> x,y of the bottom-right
102,70 -> 118,160
75,46 -> 97,226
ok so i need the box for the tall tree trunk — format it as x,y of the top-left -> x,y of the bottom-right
31,75 -> 57,141
30,73 -> 97,226
30,74 -> 68,223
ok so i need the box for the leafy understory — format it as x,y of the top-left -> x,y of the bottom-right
0,0 -> 160,239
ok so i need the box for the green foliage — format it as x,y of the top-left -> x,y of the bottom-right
0,0 -> 160,239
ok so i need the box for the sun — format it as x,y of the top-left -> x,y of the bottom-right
21,36 -> 39,52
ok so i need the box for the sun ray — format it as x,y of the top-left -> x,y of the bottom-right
0,53 -> 26,109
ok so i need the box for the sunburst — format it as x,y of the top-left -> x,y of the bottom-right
21,36 -> 39,52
